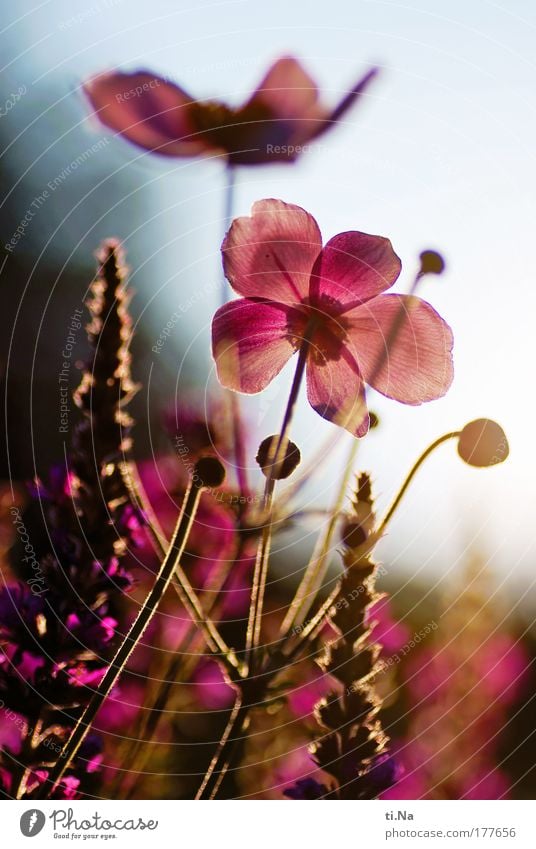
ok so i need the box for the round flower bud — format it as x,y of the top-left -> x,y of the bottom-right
341,519 -> 368,549
457,419 -> 509,467
256,435 -> 301,480
193,455 -> 226,488
368,411 -> 380,429
418,250 -> 445,277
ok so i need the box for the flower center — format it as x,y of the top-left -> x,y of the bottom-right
290,298 -> 349,364
189,99 -> 275,149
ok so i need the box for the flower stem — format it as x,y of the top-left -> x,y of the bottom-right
36,475 -> 210,799
377,430 -> 461,536
220,164 -> 250,498
120,459 -> 238,674
195,692 -> 247,800
119,536 -> 249,797
245,334 -> 311,671
195,335 -> 312,800
280,436 -> 359,638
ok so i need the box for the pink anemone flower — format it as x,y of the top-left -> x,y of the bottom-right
83,58 -> 377,166
212,199 -> 454,437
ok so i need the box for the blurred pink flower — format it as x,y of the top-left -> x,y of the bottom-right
477,634 -> 529,703
84,58 -> 377,166
191,659 -> 235,710
98,680 -> 146,730
461,769 -> 510,800
287,671 -> 332,719
367,597 -> 411,655
137,457 -> 236,577
212,199 -> 453,436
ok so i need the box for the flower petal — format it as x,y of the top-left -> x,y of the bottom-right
310,231 -> 402,309
324,68 -> 379,127
222,199 -> 322,304
212,299 -> 298,393
347,294 -> 454,403
248,56 -> 324,122
306,347 -> 369,437
84,71 -> 208,157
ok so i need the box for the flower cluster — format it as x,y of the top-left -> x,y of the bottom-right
0,242 -> 138,799
285,475 -> 397,799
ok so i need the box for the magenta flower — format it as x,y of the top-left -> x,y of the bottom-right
212,199 -> 454,436
83,58 -> 377,166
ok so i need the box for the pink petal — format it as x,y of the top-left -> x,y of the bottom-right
347,294 -> 454,403
222,199 -> 322,304
310,231 -> 401,309
247,56 -> 324,122
84,71 -> 208,157
306,346 -> 369,437
212,298 -> 299,393
324,68 -> 379,128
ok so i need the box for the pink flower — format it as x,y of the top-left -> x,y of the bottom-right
191,659 -> 235,710
83,58 -> 377,166
212,199 -> 454,436
366,598 -> 411,655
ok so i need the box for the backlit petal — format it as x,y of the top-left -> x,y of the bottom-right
306,347 -> 369,437
346,294 -> 454,403
84,71 -> 208,157
222,199 -> 322,304
212,299 -> 299,393
310,231 -> 401,309
247,56 -> 324,121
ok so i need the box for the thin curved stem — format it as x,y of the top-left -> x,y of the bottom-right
120,459 -> 238,674
377,431 -> 460,537
195,692 -> 245,800
119,459 -> 168,553
284,431 -> 462,660
36,479 -> 208,799
280,437 -> 359,638
120,536 -> 248,796
196,333 -> 311,800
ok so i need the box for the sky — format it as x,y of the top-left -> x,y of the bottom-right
2,0 -> 536,599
